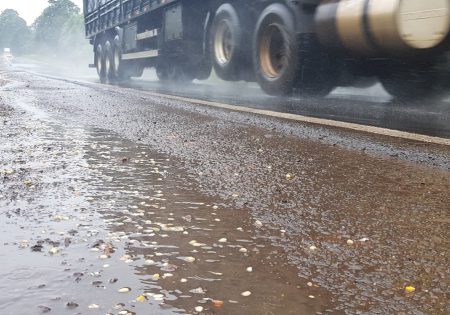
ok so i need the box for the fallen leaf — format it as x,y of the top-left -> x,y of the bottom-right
405,286 -> 416,293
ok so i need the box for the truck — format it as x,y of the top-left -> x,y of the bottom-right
83,0 -> 450,99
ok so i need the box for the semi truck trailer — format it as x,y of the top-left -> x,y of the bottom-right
83,0 -> 450,98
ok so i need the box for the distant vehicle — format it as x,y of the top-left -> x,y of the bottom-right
83,0 -> 450,99
3,48 -> 13,63
3,48 -> 13,64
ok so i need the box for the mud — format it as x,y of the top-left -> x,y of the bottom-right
1,68 -> 449,314
0,102 -> 333,314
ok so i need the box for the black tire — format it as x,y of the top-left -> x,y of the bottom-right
156,62 -> 194,82
210,3 -> 243,81
104,39 -> 116,82
254,4 -> 298,96
156,64 -> 169,81
195,61 -> 212,80
296,52 -> 338,97
379,62 -> 441,100
112,35 -> 129,81
95,42 -> 106,83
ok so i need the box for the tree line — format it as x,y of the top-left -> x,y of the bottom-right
0,0 -> 87,56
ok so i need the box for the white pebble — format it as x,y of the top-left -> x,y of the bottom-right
218,238 -> 227,243
195,306 -> 204,312
118,287 -> 131,293
239,248 -> 248,253
254,220 -> 263,228
347,239 -> 354,246
49,247 -> 60,255
241,291 -> 251,297
309,245 -> 317,251
179,256 -> 196,263
246,267 -> 253,272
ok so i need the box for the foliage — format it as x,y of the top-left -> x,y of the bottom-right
0,9 -> 31,54
33,0 -> 80,49
59,14 -> 91,57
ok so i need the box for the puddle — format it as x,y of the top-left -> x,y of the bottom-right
0,103 -> 333,314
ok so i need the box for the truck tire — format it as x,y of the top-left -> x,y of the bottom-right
156,63 -> 194,82
104,40 -> 116,82
210,3 -> 243,81
296,51 -> 338,97
156,64 -> 169,81
254,4 -> 298,96
378,62 -> 440,100
195,61 -> 212,80
95,42 -> 106,83
112,35 -> 129,81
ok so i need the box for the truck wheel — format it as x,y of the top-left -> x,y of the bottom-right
156,64 -> 169,81
296,53 -> 338,97
379,63 -> 439,100
254,4 -> 298,96
104,40 -> 116,82
195,61 -> 212,80
112,36 -> 128,81
95,42 -> 106,83
210,3 -> 243,81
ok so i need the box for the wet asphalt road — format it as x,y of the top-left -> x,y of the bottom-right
12,58 -> 450,138
1,60 -> 450,315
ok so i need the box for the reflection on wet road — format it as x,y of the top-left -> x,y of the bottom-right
12,60 -> 450,138
120,72 -> 450,138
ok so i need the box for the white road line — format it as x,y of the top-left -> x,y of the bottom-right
141,90 -> 450,147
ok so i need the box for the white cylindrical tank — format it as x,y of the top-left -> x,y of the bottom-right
315,0 -> 450,56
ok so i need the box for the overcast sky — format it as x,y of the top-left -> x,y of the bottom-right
0,0 -> 84,25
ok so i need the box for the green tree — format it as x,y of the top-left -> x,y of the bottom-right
59,14 -> 90,57
0,9 -> 31,54
33,0 -> 80,49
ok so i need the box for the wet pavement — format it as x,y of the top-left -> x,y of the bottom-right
11,57 -> 450,138
1,63 -> 450,314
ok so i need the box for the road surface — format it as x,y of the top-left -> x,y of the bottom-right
0,59 -> 449,315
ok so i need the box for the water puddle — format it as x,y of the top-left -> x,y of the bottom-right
0,102 -> 332,314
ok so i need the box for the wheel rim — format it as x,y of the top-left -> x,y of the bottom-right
105,52 -> 111,75
214,19 -> 234,65
259,24 -> 288,79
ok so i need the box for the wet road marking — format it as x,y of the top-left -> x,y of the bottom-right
140,91 -> 450,146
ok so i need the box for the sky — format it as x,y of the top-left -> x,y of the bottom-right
0,0 -> 84,25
